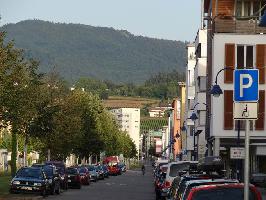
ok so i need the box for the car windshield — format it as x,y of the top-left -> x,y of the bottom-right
169,163 -> 190,177
66,168 -> 78,174
16,168 -> 42,179
192,187 -> 257,200
43,166 -> 53,177
87,166 -> 95,171
78,168 -> 87,173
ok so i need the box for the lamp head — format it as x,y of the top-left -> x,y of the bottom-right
210,84 -> 223,97
259,11 -> 266,27
190,112 -> 198,121
181,126 -> 186,132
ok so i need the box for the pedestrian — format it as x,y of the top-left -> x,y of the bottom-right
141,164 -> 145,175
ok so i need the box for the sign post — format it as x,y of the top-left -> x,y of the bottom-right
234,69 -> 259,200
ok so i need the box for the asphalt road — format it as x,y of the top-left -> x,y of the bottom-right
47,166 -> 155,200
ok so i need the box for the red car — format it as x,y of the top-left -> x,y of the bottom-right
186,183 -> 262,200
78,167 -> 91,185
66,167 -> 81,189
108,165 -> 120,176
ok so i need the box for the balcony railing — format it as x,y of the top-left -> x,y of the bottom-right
212,16 -> 266,34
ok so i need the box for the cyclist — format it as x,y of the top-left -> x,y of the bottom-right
141,164 -> 145,175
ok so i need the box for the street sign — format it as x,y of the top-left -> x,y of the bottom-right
234,69 -> 259,102
230,147 -> 245,159
234,102 -> 258,120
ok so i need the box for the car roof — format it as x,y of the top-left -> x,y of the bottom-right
185,178 -> 238,186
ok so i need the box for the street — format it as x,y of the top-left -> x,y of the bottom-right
48,166 -> 154,200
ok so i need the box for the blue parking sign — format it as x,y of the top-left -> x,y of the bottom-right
234,69 -> 259,102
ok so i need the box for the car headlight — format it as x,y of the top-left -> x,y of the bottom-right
34,182 -> 42,186
12,181 -> 20,185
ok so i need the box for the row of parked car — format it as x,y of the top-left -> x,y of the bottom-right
9,161 -> 127,197
153,156 -> 263,200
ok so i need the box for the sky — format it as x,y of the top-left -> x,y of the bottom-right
0,0 -> 201,42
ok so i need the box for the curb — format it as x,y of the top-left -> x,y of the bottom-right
0,195 -> 43,200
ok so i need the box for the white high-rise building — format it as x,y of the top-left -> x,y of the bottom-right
111,108 -> 140,155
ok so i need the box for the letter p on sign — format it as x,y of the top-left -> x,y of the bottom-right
234,69 -> 259,102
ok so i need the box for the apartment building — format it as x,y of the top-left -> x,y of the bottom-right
183,44 -> 197,161
110,108 -> 140,155
193,28 -> 208,160
204,0 -> 266,176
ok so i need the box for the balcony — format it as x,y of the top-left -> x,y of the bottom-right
213,17 -> 266,34
195,58 -> 207,77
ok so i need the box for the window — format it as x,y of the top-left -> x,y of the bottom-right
236,0 -> 266,18
190,127 -> 194,137
236,45 -> 254,69
198,77 -> 206,92
199,111 -> 206,126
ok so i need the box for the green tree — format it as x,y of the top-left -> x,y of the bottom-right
0,33 -> 43,176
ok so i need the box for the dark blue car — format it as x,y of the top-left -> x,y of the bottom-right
10,167 -> 49,196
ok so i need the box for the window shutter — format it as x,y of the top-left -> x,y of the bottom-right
224,44 -> 235,83
256,45 -> 266,84
256,91 -> 265,130
224,90 -> 233,130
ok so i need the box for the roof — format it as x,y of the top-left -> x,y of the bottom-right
185,179 -> 238,186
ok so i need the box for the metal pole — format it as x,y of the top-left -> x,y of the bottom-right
244,120 -> 250,200
193,127 -> 196,161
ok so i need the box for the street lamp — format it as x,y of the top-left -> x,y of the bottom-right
210,67 -> 233,97
189,103 -> 209,161
259,11 -> 266,27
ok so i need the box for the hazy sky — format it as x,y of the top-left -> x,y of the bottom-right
0,0 -> 201,41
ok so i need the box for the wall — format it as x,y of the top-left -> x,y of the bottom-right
211,34 -> 266,138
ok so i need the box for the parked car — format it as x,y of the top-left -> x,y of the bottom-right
108,165 -> 120,176
180,179 -> 239,200
32,164 -> 61,195
85,165 -> 99,182
10,167 -> 49,196
155,172 -> 169,200
167,174 -> 222,200
66,167 -> 81,189
165,161 -> 198,185
45,161 -> 68,190
186,183 -> 262,200
96,165 -> 105,180
102,165 -> 109,178
118,163 -> 126,172
77,166 -> 91,185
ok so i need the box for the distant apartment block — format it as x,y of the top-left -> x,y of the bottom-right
110,108 -> 140,154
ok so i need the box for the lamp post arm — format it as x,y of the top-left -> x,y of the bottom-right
214,67 -> 234,85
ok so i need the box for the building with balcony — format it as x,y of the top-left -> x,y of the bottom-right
110,108 -> 140,155
182,44 -> 197,161
193,28 -> 208,160
204,0 -> 266,177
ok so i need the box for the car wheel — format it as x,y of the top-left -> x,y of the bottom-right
77,184 -> 81,189
55,184 -> 61,194
41,189 -> 47,197
50,185 -> 56,195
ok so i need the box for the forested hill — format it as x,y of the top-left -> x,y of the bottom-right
1,20 -> 186,83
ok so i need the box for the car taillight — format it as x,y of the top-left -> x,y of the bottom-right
165,181 -> 171,188
75,175 -> 80,181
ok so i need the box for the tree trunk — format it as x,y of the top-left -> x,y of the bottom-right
11,130 -> 17,177
24,134 -> 28,166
